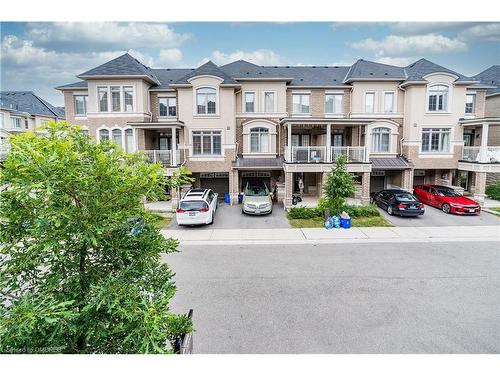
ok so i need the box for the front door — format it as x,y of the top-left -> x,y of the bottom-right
332,133 -> 343,147
159,136 -> 171,150
463,133 -> 474,147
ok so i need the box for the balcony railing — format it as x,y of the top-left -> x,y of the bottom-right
284,146 -> 367,163
144,150 -> 183,166
462,146 -> 500,163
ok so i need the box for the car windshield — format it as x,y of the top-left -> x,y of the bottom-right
179,200 -> 208,211
395,193 -> 417,202
436,189 -> 461,197
245,185 -> 269,196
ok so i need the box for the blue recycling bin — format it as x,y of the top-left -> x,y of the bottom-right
224,193 -> 231,204
340,217 -> 352,229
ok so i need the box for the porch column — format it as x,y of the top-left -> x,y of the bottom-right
361,171 -> 371,204
402,169 -> 414,192
287,122 -> 292,162
171,127 -> 177,166
284,172 -> 293,208
473,172 -> 487,205
229,169 -> 239,205
171,187 -> 180,209
326,123 -> 331,162
479,123 -> 489,162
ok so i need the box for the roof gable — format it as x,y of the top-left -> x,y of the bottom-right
0,91 -> 64,118
174,61 -> 238,85
404,58 -> 470,82
78,53 -> 159,83
473,65 -> 500,95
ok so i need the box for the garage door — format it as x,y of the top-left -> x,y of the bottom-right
241,171 -> 272,192
370,175 -> 385,193
200,173 -> 229,199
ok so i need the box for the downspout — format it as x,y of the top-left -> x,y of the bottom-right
398,85 -> 407,156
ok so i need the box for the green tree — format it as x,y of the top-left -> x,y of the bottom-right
322,155 -> 356,214
0,121 -> 191,354
165,165 -> 195,191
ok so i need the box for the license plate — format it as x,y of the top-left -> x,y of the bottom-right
255,210 -> 260,214
189,212 -> 196,216
409,205 -> 416,209
469,209 -> 475,213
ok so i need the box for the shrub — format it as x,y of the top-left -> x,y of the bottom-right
288,206 -> 322,219
485,184 -> 500,200
318,198 -> 380,217
322,156 -> 355,213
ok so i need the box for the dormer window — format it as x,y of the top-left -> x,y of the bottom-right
427,85 -> 448,112
196,88 -> 216,115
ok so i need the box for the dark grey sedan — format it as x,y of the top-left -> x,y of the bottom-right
371,189 -> 425,217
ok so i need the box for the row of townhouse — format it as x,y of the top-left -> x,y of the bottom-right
55,53 -> 500,207
0,91 -> 65,158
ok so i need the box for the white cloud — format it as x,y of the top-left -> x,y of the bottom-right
156,48 -> 183,66
389,22 -> 470,35
459,23 -> 500,42
205,49 -> 282,65
27,22 -> 190,49
375,56 -> 415,66
350,34 -> 467,57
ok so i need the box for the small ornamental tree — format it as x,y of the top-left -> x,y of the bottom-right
322,155 -> 356,215
0,121 -> 191,354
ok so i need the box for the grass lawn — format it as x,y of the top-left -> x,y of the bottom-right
288,215 -> 393,228
149,213 -> 173,229
492,207 -> 500,213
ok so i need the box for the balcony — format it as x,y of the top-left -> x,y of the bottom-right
143,149 -> 183,167
285,146 -> 368,163
462,146 -> 500,163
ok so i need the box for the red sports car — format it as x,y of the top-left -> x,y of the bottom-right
413,184 -> 481,215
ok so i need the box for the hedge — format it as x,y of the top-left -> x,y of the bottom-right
287,203 -> 380,219
485,184 -> 500,200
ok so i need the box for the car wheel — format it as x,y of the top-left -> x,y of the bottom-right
387,205 -> 393,215
442,204 -> 451,214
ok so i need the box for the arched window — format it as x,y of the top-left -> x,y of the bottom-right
250,127 -> 270,153
124,129 -> 135,153
99,129 -> 109,141
372,127 -> 390,153
196,88 -> 216,114
112,129 -> 123,148
427,85 -> 449,112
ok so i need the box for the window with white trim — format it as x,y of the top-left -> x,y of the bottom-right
98,87 -> 108,112
325,94 -> 343,114
371,127 -> 390,153
244,92 -> 255,113
196,88 -> 216,114
384,92 -> 395,113
465,94 -> 475,114
74,95 -> 87,115
250,127 -> 270,153
0,113 -> 4,128
421,128 -> 450,153
24,118 -> 29,129
192,130 -> 222,155
124,129 -> 135,153
159,97 -> 177,117
427,85 -> 448,112
292,94 -> 310,113
11,117 -> 22,129
112,128 -> 122,147
365,92 -> 375,113
123,86 -> 133,112
264,92 -> 275,113
111,86 -> 121,112
99,129 -> 110,141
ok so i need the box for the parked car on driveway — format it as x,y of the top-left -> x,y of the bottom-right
413,184 -> 481,215
176,188 -> 218,225
372,189 -> 425,217
242,181 -> 273,215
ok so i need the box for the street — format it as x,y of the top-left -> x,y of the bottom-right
163,241 -> 500,353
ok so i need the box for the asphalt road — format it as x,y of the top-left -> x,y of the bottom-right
163,241 -> 500,353
378,202 -> 500,227
168,202 -> 291,230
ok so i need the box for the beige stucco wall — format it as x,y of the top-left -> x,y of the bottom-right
350,81 -> 404,115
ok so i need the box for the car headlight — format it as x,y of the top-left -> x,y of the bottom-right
246,203 -> 257,209
449,203 -> 461,207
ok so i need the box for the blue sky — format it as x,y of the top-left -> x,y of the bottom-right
1,22 -> 499,105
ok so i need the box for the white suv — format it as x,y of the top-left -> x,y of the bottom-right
176,188 -> 218,226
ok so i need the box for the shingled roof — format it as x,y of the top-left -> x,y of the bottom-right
56,80 -> 88,90
173,61 -> 238,85
150,68 -> 197,90
344,59 -> 406,82
473,65 -> 500,96
403,58 -> 472,83
0,91 -> 65,118
78,53 -> 159,84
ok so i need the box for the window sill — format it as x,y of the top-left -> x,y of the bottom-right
193,114 -> 220,119
190,155 -> 224,158
291,113 -> 312,117
158,116 -> 178,120
424,112 -> 451,115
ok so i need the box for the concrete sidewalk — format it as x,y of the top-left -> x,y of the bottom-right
162,225 -> 500,245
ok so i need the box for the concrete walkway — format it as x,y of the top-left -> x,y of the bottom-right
162,225 -> 500,245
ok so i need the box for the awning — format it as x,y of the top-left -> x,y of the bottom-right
233,156 -> 284,170
370,156 -> 413,170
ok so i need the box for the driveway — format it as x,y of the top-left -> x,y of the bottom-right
378,203 -> 500,227
165,241 -> 500,353
168,202 -> 291,230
